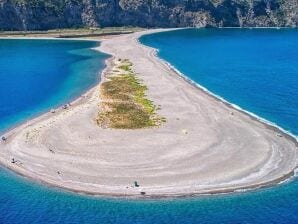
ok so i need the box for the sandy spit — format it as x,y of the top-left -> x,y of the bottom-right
0,29 -> 297,199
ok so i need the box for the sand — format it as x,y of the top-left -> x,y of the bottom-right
0,29 -> 297,198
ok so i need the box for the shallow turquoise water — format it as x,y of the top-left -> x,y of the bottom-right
0,31 -> 298,223
0,39 -> 108,133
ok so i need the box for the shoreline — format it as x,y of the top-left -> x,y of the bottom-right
140,37 -> 298,145
0,38 -> 111,136
0,29 -> 297,199
132,29 -> 298,196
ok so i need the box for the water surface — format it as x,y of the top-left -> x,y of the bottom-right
141,28 -> 298,135
0,31 -> 298,223
0,39 -> 108,133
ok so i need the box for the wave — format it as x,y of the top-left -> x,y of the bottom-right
138,35 -> 298,144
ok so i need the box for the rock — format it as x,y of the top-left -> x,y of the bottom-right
0,0 -> 297,30
182,129 -> 188,134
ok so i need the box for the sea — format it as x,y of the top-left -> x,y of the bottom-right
0,29 -> 298,223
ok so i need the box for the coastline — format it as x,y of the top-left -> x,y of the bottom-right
0,29 -> 297,199
0,37 -> 110,136
140,36 -> 298,144
132,29 -> 298,195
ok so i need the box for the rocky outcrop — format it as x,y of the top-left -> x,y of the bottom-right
0,0 -> 297,30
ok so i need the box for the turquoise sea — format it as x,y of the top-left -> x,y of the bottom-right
0,39 -> 108,133
0,30 -> 298,223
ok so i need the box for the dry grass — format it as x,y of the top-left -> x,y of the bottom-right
97,59 -> 165,129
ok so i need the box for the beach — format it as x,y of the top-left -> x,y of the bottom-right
0,29 -> 297,198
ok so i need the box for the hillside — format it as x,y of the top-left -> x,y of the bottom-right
0,0 -> 297,30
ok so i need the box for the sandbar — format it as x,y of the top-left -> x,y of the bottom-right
0,29 -> 297,198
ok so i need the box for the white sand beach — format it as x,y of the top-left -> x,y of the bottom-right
0,29 -> 297,198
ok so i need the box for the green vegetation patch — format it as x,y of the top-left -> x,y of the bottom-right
97,59 -> 165,129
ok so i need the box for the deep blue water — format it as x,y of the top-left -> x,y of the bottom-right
141,28 -> 298,136
0,31 -> 298,223
1,166 -> 298,224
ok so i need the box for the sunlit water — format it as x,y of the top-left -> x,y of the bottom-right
0,39 -> 108,133
141,28 -> 298,136
0,31 -> 298,223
